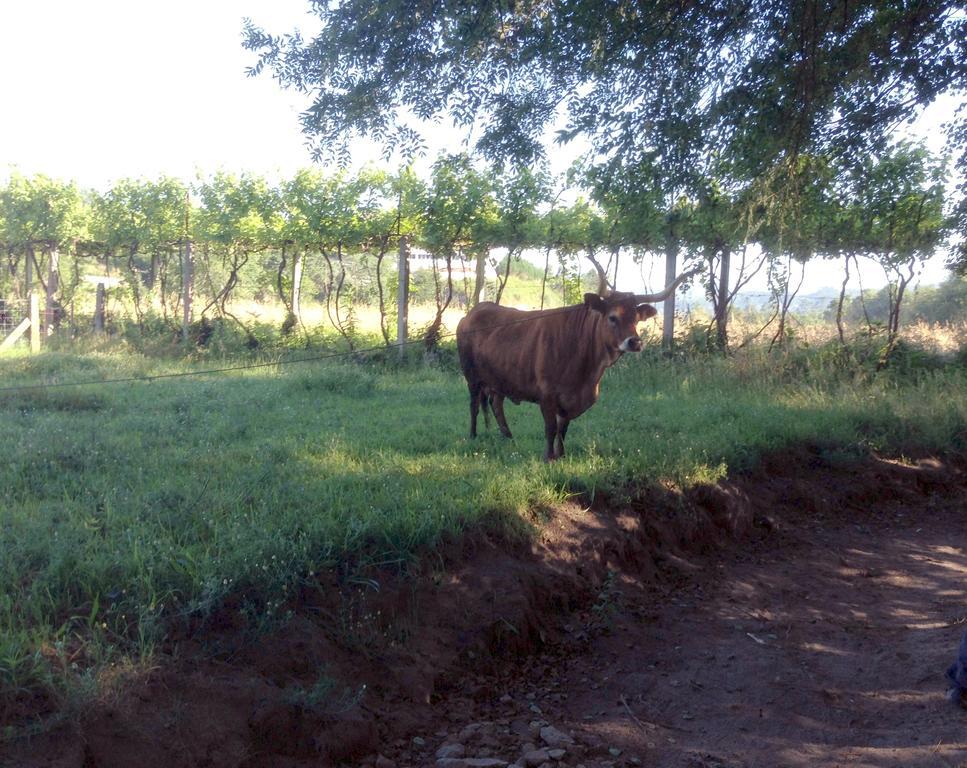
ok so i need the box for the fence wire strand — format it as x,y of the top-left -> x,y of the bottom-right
0,305 -> 585,394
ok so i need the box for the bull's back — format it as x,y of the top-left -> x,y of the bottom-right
457,302 -> 556,402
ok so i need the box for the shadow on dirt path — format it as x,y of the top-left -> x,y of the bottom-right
547,473 -> 967,767
378,454 -> 967,768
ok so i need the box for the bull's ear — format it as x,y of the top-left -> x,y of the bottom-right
637,303 -> 658,321
584,293 -> 607,313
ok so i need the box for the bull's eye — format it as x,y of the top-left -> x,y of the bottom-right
608,315 -> 618,325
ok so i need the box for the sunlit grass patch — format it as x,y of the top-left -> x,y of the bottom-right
0,340 -> 965,732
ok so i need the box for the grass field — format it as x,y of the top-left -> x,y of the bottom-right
2,321 -> 966,733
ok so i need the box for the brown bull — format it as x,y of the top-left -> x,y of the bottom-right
456,271 -> 694,461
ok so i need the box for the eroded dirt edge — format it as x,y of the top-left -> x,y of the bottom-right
4,447 -> 965,768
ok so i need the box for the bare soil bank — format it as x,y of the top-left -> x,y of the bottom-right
5,447 -> 966,768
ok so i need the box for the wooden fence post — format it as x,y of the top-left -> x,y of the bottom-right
45,248 -> 59,335
396,235 -> 409,358
662,238 -> 678,349
30,292 -> 40,352
94,283 -> 105,334
182,238 -> 193,343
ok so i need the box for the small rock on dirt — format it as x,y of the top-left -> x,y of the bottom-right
459,721 -> 497,742
437,743 -> 467,759
520,748 -> 550,766
539,725 -> 575,749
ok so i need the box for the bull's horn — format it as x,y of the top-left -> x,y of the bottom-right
635,266 -> 701,303
587,252 -> 614,296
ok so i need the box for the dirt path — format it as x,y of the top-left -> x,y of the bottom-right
5,453 -> 966,768
375,459 -> 967,768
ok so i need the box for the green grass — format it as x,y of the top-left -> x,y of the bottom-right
1,338 -> 966,730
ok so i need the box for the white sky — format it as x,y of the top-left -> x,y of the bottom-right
0,1 -> 319,186
0,1 -> 961,295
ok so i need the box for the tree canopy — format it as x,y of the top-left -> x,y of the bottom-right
243,1 -> 965,194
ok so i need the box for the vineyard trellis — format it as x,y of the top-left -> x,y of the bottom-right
0,145 -> 951,359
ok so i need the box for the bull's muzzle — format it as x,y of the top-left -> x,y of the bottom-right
620,336 -> 643,352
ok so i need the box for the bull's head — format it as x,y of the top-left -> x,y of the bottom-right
584,267 -> 699,353
584,292 -> 658,352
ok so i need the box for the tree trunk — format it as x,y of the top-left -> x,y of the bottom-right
127,245 -> 146,332
879,259 -> 916,369
494,248 -> 514,305
836,253 -> 851,346
24,245 -> 33,298
397,235 -> 409,356
181,239 -> 193,343
769,256 -> 806,350
540,245 -> 551,310
662,236 -> 679,349
425,251 -> 454,351
149,251 -> 158,290
471,250 -> 487,307
291,246 -> 304,329
715,244 -> 730,351
373,236 -> 391,347
330,241 -> 354,350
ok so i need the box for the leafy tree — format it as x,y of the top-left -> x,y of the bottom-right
488,164 -> 551,303
850,142 -> 948,359
542,198 -> 607,305
905,275 -> 967,324
754,156 -> 837,347
92,177 -> 189,328
420,154 -> 495,346
278,168 -> 380,347
535,202 -> 573,309
194,172 -> 283,344
946,102 -> 967,273
683,179 -> 748,350
372,165 -> 428,344
583,161 -> 662,290
0,173 -> 88,328
277,168 -> 316,333
583,160 -> 700,347
244,1 -> 965,226
0,173 -> 87,253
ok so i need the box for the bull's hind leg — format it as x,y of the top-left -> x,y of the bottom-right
490,394 -> 513,438
554,414 -> 570,459
476,388 -> 492,430
468,382 -> 482,438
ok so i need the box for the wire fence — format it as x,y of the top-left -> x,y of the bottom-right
0,304 -> 582,395
0,298 -> 28,337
